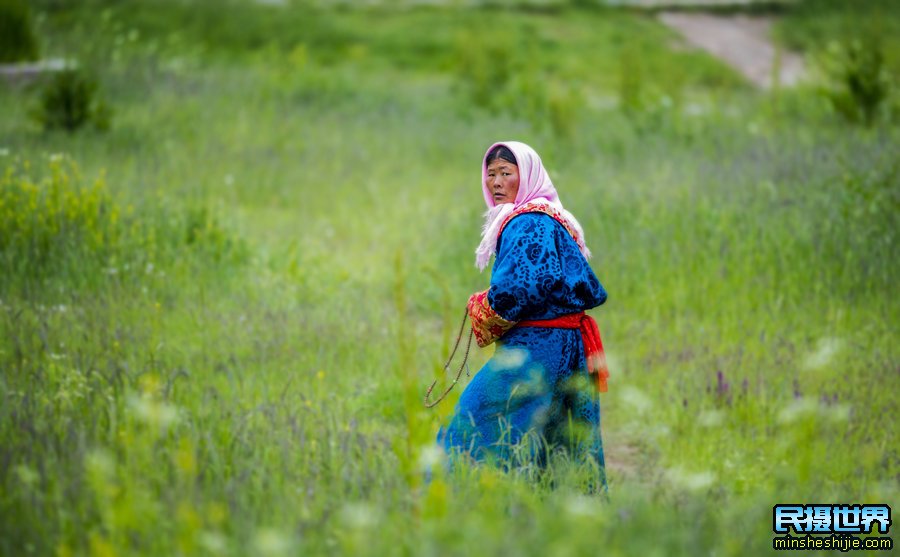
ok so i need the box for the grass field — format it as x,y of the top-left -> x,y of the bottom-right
1,0 -> 898,555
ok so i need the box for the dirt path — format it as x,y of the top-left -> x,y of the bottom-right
605,436 -> 649,485
658,11 -> 805,89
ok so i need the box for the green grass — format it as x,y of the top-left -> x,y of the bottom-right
775,0 -> 900,73
1,1 -> 898,555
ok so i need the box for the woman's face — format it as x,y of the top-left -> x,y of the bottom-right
486,158 -> 519,205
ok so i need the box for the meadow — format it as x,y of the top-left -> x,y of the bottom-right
1,0 -> 898,555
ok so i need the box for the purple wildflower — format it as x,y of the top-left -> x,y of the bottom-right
819,392 -> 840,406
715,370 -> 732,405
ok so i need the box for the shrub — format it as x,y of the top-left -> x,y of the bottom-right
0,156 -> 245,290
817,37 -> 893,127
452,29 -> 515,113
547,83 -> 583,140
618,44 -> 646,116
452,29 -> 582,140
837,158 -> 899,254
0,0 -> 39,63
30,68 -> 112,132
0,157 -> 117,272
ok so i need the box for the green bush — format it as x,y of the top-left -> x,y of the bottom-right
618,42 -> 646,115
452,28 -> 516,113
0,158 -> 121,267
0,157 -> 245,289
452,28 -> 582,139
0,0 -> 39,63
30,68 -> 112,132
818,37 -> 893,126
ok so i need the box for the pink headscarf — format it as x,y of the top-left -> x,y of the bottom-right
475,141 -> 591,271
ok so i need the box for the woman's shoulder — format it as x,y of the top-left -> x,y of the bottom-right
502,210 -> 572,241
496,211 -> 575,256
497,212 -> 551,246
503,210 -> 562,233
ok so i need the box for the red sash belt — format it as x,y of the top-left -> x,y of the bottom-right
517,312 -> 609,393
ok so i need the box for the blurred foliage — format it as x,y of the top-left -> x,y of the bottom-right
0,0 -> 39,63
0,157 -> 246,292
775,0 -> 898,127
836,155 -> 899,254
451,23 -> 586,139
30,68 -> 112,132
775,0 -> 900,74
0,1 -> 897,556
30,0 -> 744,99
33,0 -> 353,64
816,37 -> 894,127
0,158 -> 117,271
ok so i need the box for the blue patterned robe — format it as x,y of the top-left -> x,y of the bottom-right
438,212 -> 608,485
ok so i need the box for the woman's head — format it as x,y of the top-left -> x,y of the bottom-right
485,145 -> 519,205
476,141 -> 589,270
481,141 -> 558,209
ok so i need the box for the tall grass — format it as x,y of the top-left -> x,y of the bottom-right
1,1 -> 898,555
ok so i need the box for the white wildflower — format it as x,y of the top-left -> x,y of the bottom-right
698,410 -> 724,428
564,495 -> 601,518
128,395 -> 179,429
199,531 -> 227,555
777,397 -> 818,424
803,337 -> 843,371
494,348 -> 527,370
666,467 -> 716,492
417,445 -> 445,473
620,386 -> 653,415
340,502 -> 376,529
253,528 -> 291,557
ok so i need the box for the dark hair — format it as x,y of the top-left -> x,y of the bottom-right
486,145 -> 517,167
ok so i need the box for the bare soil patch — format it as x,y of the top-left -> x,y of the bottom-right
659,11 -> 805,88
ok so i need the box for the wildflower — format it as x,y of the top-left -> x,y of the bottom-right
715,370 -> 732,405
565,495 -> 602,518
803,337 -> 843,371
199,531 -> 227,555
418,444 -> 446,473
619,385 -> 652,415
340,502 -> 376,529
493,348 -> 527,370
778,397 -> 818,424
128,394 -> 179,430
665,467 -> 716,492
820,392 -> 840,406
698,410 -> 724,428
15,465 -> 39,487
253,528 -> 291,557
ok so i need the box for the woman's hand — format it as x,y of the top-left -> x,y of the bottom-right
467,289 -> 516,348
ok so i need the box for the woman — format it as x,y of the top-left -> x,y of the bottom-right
437,141 -> 610,490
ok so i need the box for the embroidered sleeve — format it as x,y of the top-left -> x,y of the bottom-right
467,289 -> 515,348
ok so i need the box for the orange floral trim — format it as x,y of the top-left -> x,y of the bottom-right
467,289 -> 516,347
498,202 -> 580,246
